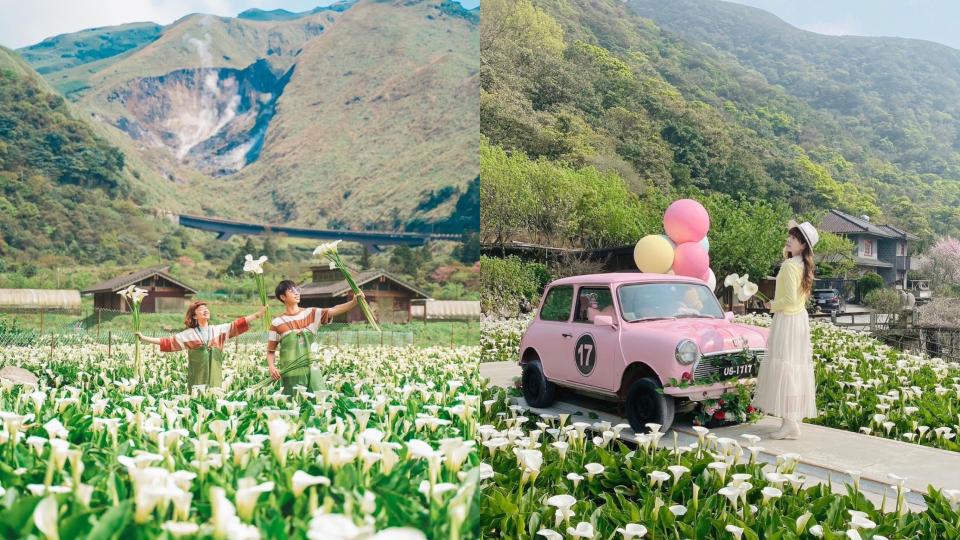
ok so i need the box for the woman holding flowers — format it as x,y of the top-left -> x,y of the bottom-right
137,302 -> 266,391
753,220 -> 819,440
267,280 -> 363,395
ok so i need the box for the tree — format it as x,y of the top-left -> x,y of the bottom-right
921,237 -> 960,294
359,245 -> 371,270
813,231 -> 856,277
480,139 -> 533,246
263,235 -> 278,262
227,237 -> 258,276
389,245 -> 432,277
454,232 -> 480,263
481,0 -> 565,58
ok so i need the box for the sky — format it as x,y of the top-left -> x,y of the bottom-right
0,0 -> 480,49
726,0 -> 960,50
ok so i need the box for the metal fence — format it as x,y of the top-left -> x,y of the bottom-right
0,327 -> 415,350
0,305 -> 485,350
812,309 -> 960,364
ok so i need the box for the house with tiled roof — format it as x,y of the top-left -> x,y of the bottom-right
81,265 -> 198,313
292,266 -> 431,324
819,209 -> 920,287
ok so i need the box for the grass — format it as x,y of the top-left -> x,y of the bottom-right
0,306 -> 478,347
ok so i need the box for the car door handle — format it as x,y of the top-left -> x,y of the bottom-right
561,333 -> 572,338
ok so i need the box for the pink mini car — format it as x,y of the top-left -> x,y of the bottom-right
519,273 -> 769,432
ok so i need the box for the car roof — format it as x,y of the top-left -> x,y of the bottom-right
548,272 -> 707,287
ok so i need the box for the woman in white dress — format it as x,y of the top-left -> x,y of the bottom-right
753,220 -> 819,439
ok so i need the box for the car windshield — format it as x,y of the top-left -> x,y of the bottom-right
813,289 -> 837,297
617,282 -> 724,322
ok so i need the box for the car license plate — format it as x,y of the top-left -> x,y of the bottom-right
721,362 -> 756,378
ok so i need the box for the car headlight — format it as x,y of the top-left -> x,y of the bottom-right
675,339 -> 700,365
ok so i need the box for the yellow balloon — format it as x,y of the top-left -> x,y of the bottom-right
634,235 -> 675,273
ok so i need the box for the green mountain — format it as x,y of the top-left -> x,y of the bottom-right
18,22 -> 163,98
237,1 -> 356,21
629,0 -> 960,184
481,0 -> 960,248
0,45 -> 173,271
17,0 -> 479,233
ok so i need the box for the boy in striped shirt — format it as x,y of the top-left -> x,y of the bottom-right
267,280 -> 362,395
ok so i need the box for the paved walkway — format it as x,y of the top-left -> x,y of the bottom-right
481,361 -> 960,511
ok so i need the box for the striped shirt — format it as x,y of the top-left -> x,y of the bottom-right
159,318 -> 250,352
267,307 -> 332,352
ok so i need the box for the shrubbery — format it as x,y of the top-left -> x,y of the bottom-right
480,256 -> 548,317
858,272 -> 885,298
863,287 -> 902,313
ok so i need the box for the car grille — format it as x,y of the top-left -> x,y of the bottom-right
693,349 -> 765,381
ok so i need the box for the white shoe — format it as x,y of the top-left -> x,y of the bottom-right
771,419 -> 800,440
768,418 -> 788,439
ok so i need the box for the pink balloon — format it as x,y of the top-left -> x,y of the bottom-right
663,199 -> 710,244
673,242 -> 710,278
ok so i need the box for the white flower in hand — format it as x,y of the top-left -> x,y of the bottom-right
118,285 -> 136,300
724,273 -> 749,292
313,240 -> 342,258
738,281 -> 759,302
131,287 -> 148,304
726,273 -> 763,302
243,254 -> 268,274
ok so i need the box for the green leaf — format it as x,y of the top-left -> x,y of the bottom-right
0,495 -> 41,534
528,512 -> 541,538
87,500 -> 132,540
59,511 -> 94,539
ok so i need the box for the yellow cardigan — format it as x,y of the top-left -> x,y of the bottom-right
770,256 -> 808,314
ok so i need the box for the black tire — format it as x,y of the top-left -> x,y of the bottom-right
625,377 -> 675,433
521,361 -> 557,408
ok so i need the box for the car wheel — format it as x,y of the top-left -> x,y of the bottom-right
625,377 -> 675,433
521,361 -> 556,408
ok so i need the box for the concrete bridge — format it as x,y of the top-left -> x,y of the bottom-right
174,213 -> 462,249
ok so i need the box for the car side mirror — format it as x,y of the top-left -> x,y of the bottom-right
593,315 -> 615,327
724,311 -> 735,322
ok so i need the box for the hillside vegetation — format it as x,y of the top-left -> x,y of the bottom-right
482,0 -> 960,253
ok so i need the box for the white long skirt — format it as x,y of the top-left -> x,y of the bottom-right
752,310 -> 817,419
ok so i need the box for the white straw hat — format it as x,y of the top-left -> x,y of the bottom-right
788,219 -> 819,251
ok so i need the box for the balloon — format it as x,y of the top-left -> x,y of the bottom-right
698,236 -> 710,253
658,234 -> 677,249
664,199 -> 710,244
705,268 -> 717,290
633,235 -> 675,273
672,242 -> 710,278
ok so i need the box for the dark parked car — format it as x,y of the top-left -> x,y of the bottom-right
813,288 -> 845,313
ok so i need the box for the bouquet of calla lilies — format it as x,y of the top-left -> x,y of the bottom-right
118,285 -> 148,376
314,240 -> 381,333
724,273 -> 770,306
244,254 -> 269,331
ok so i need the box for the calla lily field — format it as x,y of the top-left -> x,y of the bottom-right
482,314 -> 960,453
479,314 -> 960,538
0,342 -> 482,539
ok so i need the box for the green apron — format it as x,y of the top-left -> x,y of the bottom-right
276,330 -> 325,395
187,345 -> 224,390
